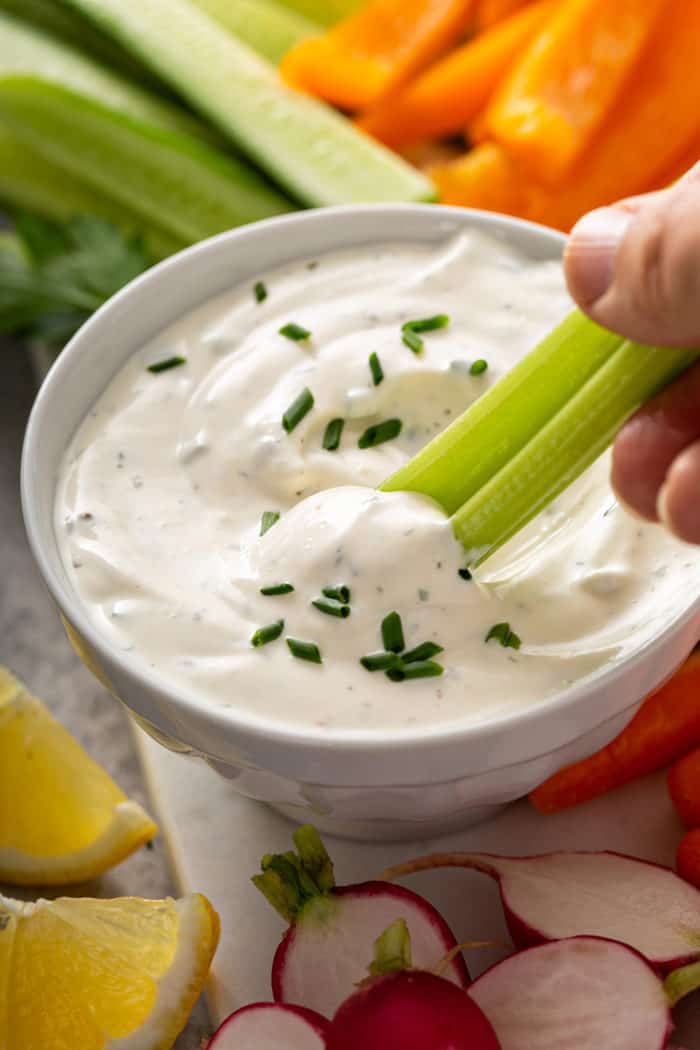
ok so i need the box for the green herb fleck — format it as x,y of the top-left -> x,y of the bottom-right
485,622 -> 521,650
360,651 -> 400,672
381,611 -> 405,653
147,355 -> 186,374
260,583 -> 295,596
401,328 -> 423,354
280,322 -> 311,342
358,418 -> 402,449
260,510 -> 280,535
312,598 -> 350,619
402,641 -> 444,663
458,568 -> 473,581
323,418 -> 345,451
387,660 -> 444,682
251,620 -> 284,647
322,585 -> 351,604
369,352 -> 384,386
470,359 -> 488,376
287,638 -> 323,664
283,388 -> 314,433
403,314 -> 449,334
254,280 -> 268,303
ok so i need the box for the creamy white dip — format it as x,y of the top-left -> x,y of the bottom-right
55,231 -> 700,733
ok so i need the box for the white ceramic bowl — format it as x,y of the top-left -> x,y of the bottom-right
22,205 -> 700,841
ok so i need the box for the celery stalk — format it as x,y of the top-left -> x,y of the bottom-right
451,338 -> 698,563
0,123 -> 183,260
0,11 -> 218,144
61,0 -> 436,206
191,0 -> 319,64
274,0 -> 363,25
0,77 -> 293,244
381,311 -> 623,514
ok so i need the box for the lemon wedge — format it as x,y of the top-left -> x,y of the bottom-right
0,666 -> 157,885
0,891 -> 220,1049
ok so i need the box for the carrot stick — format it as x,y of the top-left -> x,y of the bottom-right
485,0 -> 667,184
435,1 -> 700,231
475,0 -> 536,30
357,0 -> 552,149
280,0 -> 475,111
530,652 -> 700,814
668,749 -> 700,829
677,829 -> 700,890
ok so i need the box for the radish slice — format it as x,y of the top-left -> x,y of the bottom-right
469,937 -> 672,1050
326,969 -> 501,1050
254,826 -> 468,1019
207,1002 -> 329,1049
381,850 -> 700,971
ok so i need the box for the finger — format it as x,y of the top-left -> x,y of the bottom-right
658,440 -> 700,544
611,359 -> 700,521
565,165 -> 700,347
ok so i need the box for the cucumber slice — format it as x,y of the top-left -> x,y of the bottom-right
0,0 -> 166,93
0,122 -> 183,260
61,0 -> 436,206
0,76 -> 293,245
0,10 -> 216,144
191,0 -> 319,64
274,0 -> 363,26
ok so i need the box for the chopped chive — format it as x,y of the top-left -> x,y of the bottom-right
254,280 -> 267,303
280,322 -> 311,342
260,583 -> 295,596
381,611 -> 405,653
458,568 -> 473,581
358,418 -> 402,449
287,637 -> 323,664
402,641 -> 444,663
147,355 -> 186,374
282,387 -> 314,433
470,359 -> 489,376
322,584 -> 351,604
485,622 -> 522,650
402,315 -> 450,334
312,598 -> 351,619
402,328 -> 423,354
323,417 -> 345,451
387,660 -> 444,682
369,352 -> 384,386
360,651 -> 400,672
260,510 -> 280,535
251,619 -> 284,647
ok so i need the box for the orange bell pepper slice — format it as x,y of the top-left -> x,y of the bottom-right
281,0 -> 475,111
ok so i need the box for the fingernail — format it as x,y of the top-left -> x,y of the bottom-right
566,207 -> 634,305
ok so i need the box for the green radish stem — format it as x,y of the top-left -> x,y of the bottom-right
252,825 -> 335,922
61,0 -> 435,207
0,77 -> 293,245
664,959 -> 700,1007
368,919 -> 412,977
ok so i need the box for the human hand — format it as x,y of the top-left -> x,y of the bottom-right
564,165 -> 700,545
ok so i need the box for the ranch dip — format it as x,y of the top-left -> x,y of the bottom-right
55,230 -> 700,733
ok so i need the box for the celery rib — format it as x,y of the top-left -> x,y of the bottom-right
381,311 -> 623,514
451,338 -> 698,563
191,0 -> 319,64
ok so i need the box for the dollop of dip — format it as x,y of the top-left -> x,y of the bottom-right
55,231 -> 700,732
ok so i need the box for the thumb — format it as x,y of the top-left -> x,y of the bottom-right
564,165 -> 700,347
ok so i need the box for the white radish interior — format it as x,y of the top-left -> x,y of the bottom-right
476,852 -> 700,964
210,1004 -> 326,1049
279,889 -> 464,1018
469,937 -> 670,1050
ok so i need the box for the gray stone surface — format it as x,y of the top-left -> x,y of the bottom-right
0,342 -> 211,1048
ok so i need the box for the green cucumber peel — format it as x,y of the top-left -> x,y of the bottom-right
191,0 -> 319,64
0,0 -> 167,94
61,0 -> 436,207
0,123 -> 182,260
0,10 -> 218,144
251,825 -> 336,923
369,919 -> 413,977
0,76 -> 293,244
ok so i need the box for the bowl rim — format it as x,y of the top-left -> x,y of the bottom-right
21,202 -> 700,760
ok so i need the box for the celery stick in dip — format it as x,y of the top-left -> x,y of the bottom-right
55,231 -> 700,734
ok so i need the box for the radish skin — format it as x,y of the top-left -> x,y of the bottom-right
469,937 -> 672,1050
207,1002 -> 329,1049
380,850 -> 700,972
